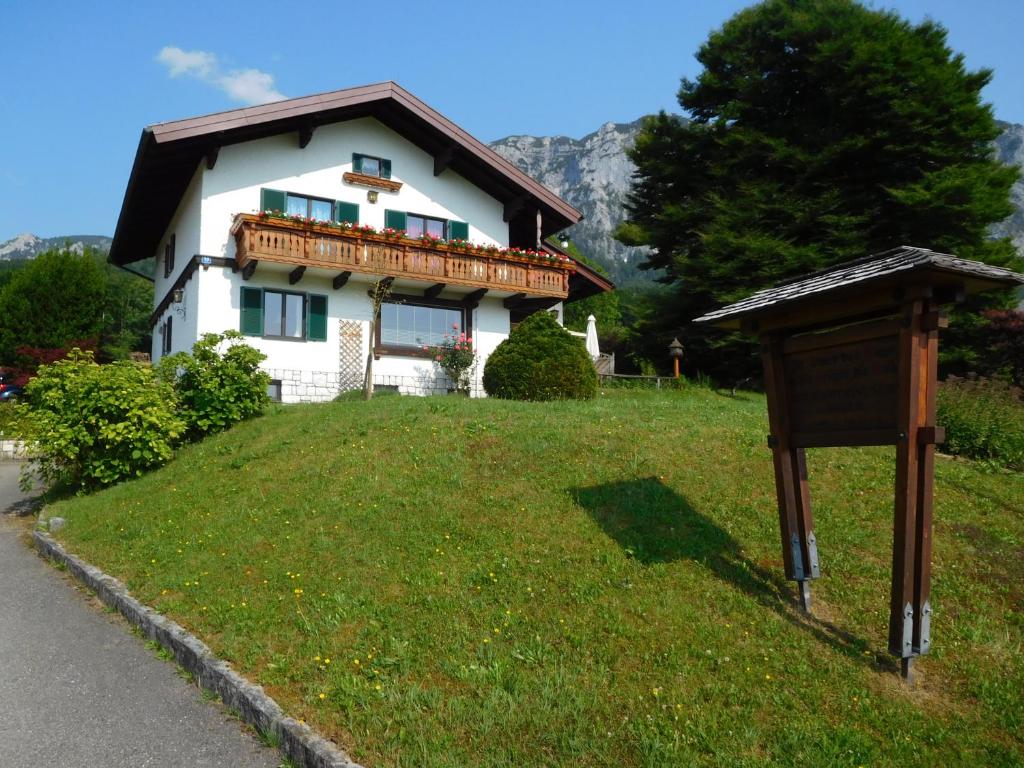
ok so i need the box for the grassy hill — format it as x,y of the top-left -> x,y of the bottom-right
44,389 -> 1023,766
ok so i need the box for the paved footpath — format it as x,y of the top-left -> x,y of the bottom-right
0,462 -> 281,768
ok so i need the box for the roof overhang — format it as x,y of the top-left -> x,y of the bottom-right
541,242 -> 615,302
109,81 -> 583,265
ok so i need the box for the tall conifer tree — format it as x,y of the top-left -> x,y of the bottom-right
618,0 -> 1021,379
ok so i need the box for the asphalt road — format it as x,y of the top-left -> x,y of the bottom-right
0,462 -> 281,768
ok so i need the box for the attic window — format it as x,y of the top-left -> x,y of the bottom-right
353,153 -> 390,179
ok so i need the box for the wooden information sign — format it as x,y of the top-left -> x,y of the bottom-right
695,247 -> 1023,683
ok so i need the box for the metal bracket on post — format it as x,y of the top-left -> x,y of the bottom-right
915,601 -> 932,655
901,602 -> 914,657
806,531 -> 821,579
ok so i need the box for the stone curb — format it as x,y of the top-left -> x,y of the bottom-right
32,531 -> 363,768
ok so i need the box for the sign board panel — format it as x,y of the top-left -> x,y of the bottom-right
784,331 -> 900,446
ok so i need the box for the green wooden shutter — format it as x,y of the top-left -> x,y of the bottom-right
352,153 -> 363,173
307,294 -> 328,341
334,200 -> 359,225
448,220 -> 469,241
380,158 -> 392,179
260,188 -> 286,213
384,210 -> 407,231
240,287 -> 263,336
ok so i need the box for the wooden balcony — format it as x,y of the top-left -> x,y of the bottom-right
231,214 -> 573,299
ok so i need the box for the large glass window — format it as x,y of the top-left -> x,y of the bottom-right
405,214 -> 446,240
380,301 -> 463,349
286,194 -> 333,222
263,290 -> 305,339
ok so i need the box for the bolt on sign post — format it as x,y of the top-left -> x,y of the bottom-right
695,247 -> 1024,684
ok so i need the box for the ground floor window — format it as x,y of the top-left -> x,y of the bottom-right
376,297 -> 470,357
267,379 -> 282,402
240,287 -> 328,342
160,315 -> 173,356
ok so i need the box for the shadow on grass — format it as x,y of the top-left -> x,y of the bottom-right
572,476 -> 895,672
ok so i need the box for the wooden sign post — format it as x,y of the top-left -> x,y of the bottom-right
696,247 -> 1023,682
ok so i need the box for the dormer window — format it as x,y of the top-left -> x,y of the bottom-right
352,153 -> 391,179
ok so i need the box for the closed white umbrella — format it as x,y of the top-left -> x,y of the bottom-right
585,314 -> 600,360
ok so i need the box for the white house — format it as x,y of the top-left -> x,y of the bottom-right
109,82 -> 612,401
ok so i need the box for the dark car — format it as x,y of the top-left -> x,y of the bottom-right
0,372 -> 24,402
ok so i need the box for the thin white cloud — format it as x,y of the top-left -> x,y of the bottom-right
156,46 -> 285,105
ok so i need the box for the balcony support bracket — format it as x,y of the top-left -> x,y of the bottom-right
424,283 -> 446,299
289,266 -> 306,285
242,260 -> 258,281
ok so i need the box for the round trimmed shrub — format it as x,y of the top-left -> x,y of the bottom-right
483,311 -> 597,401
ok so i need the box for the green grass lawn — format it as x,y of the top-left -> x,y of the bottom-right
44,388 -> 1024,767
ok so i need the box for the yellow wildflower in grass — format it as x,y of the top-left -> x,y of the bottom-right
318,693 -> 326,700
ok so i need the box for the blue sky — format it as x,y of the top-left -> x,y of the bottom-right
2,0 -> 1022,242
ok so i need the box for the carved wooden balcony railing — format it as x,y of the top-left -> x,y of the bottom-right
231,214 -> 573,298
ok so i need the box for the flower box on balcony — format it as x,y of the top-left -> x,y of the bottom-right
231,213 -> 573,299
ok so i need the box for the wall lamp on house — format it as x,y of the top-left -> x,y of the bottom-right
366,189 -> 379,204
172,288 -> 186,319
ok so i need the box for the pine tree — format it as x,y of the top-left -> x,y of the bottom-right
618,0 -> 1021,381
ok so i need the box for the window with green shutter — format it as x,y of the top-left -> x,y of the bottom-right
448,221 -> 469,241
384,209 -> 407,232
307,295 -> 328,341
240,287 -> 263,336
353,153 -> 391,179
334,200 -> 359,226
260,188 -> 287,213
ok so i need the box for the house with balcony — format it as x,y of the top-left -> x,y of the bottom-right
109,82 -> 612,401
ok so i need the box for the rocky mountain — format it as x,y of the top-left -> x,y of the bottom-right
993,121 -> 1024,254
490,120 -> 648,283
0,233 -> 111,261
490,119 -> 1024,283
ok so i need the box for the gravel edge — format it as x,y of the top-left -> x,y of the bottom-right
32,531 -> 363,768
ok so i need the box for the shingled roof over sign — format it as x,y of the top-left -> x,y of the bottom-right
109,81 -> 583,266
695,246 -> 1024,329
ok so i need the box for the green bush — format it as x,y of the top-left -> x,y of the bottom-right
21,350 -> 184,490
483,312 -> 597,401
159,331 -> 270,440
938,376 -> 1024,471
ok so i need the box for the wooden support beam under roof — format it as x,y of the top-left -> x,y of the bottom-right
464,288 -> 488,306
205,146 -> 219,170
433,145 -> 456,176
241,260 -> 258,280
424,283 -> 446,298
333,271 -> 352,290
503,292 -> 527,309
289,265 -> 306,285
298,124 -> 315,148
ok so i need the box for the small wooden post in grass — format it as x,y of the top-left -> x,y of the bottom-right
695,247 -> 1023,683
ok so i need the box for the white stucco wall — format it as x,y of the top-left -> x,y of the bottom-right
150,165 -> 203,362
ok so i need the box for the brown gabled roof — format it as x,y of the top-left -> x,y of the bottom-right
109,81 -> 583,265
